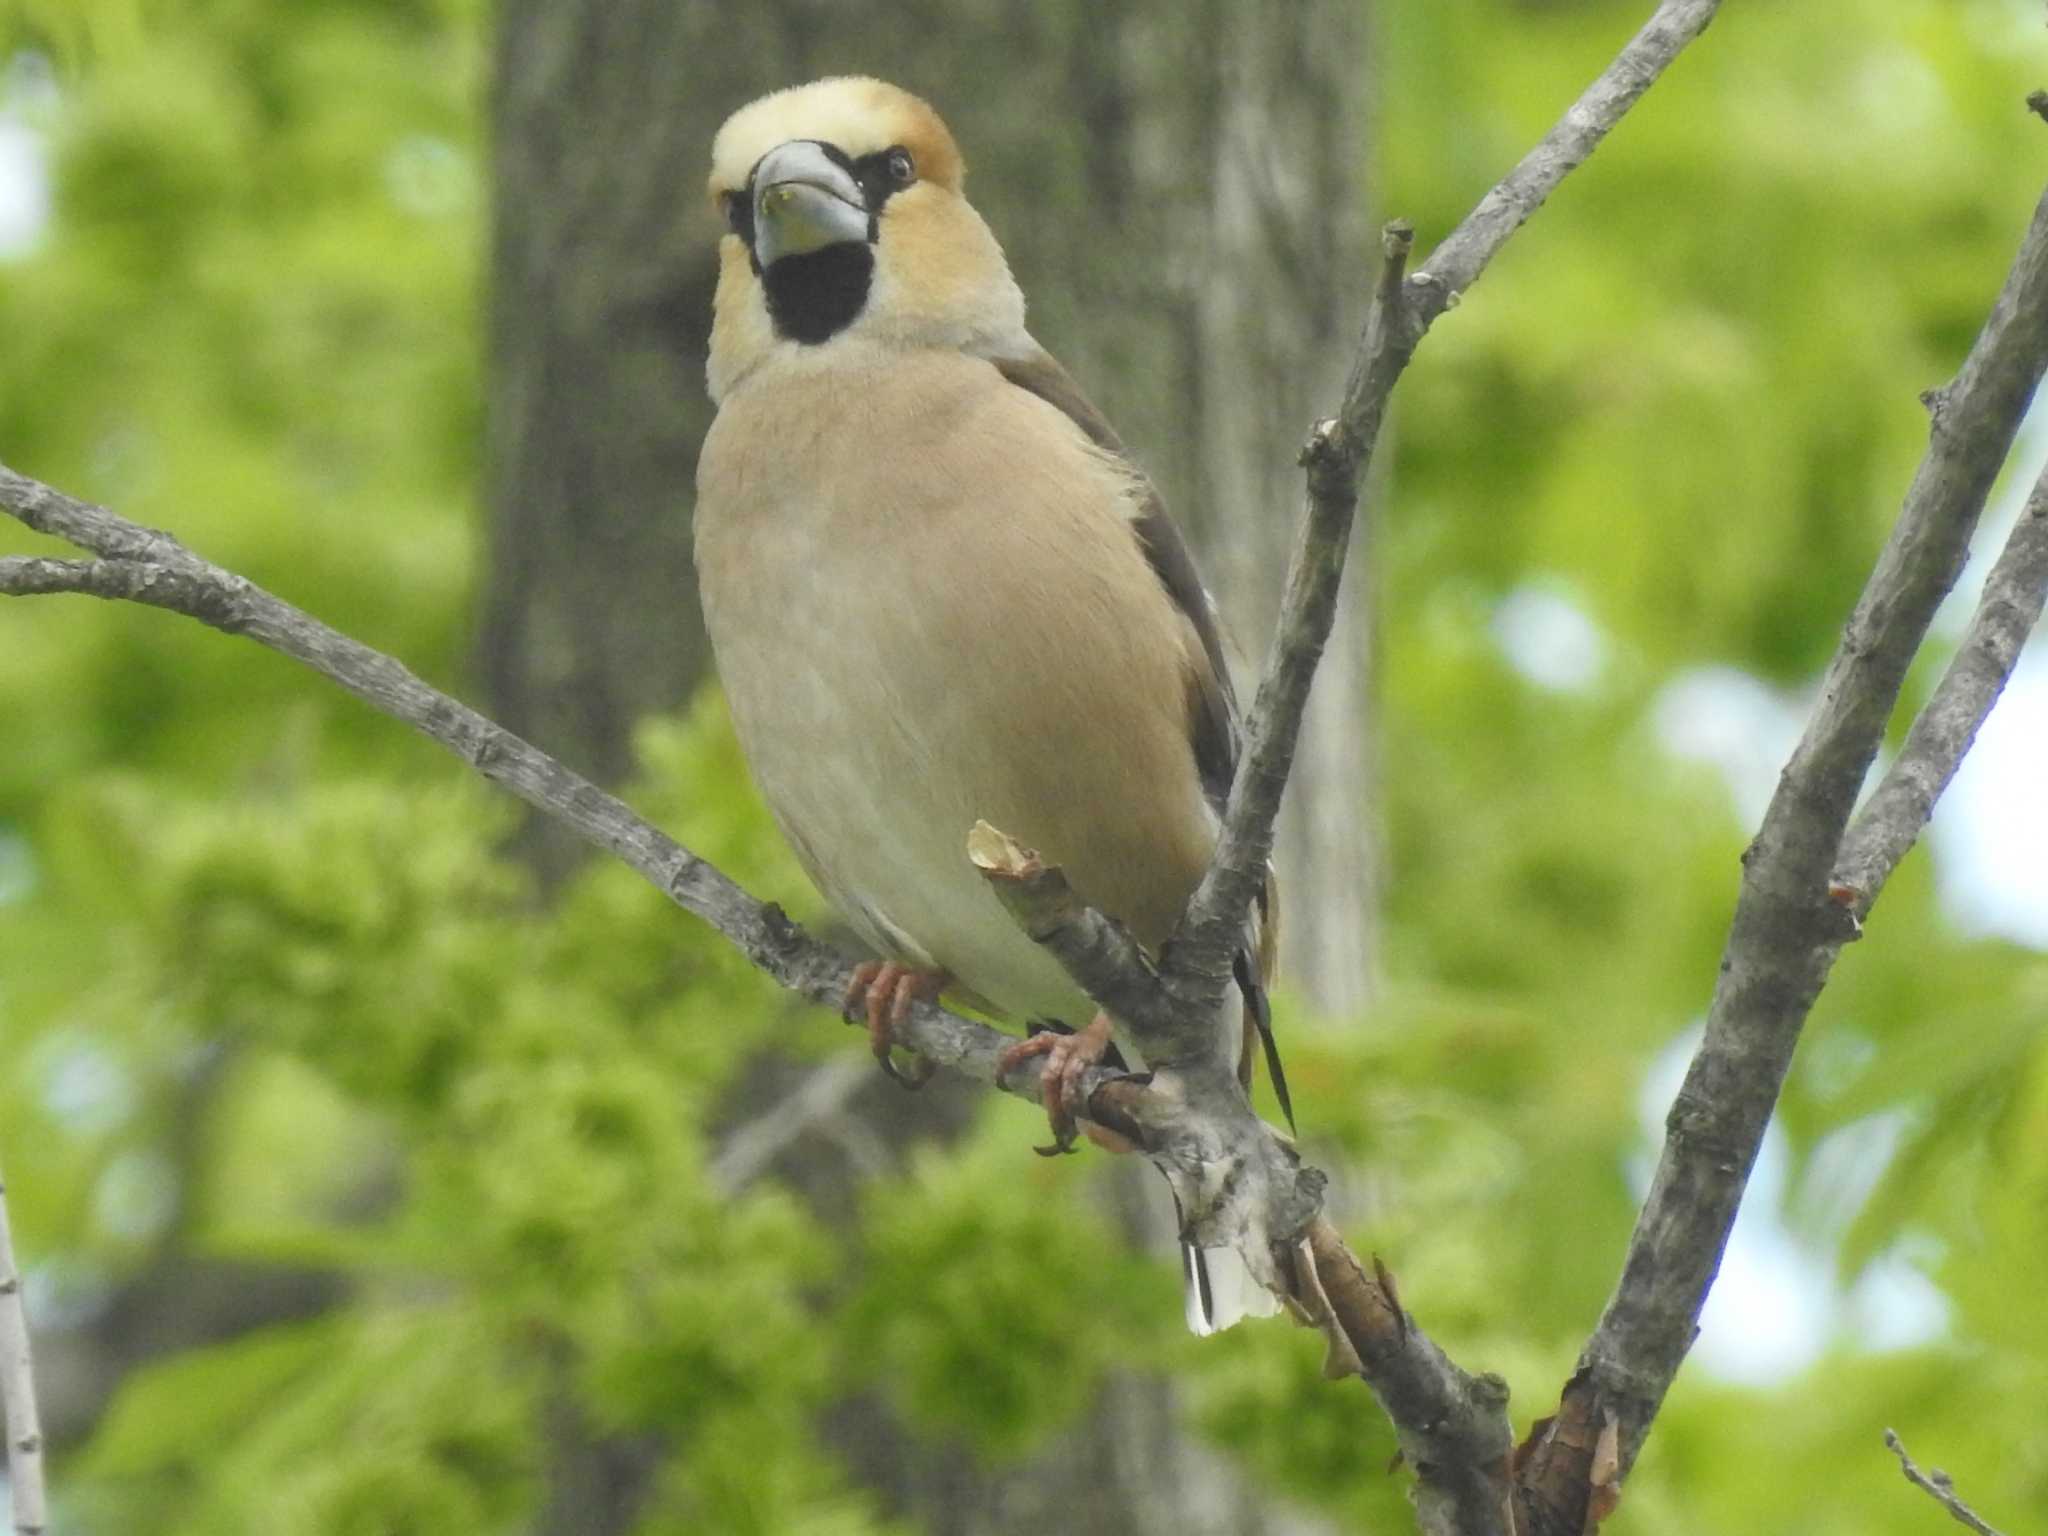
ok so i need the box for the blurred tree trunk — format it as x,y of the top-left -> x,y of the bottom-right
485,1 -> 1371,1531
1071,3 -> 1378,1015
481,1 -> 727,882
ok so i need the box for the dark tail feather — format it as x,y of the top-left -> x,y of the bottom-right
1183,1239 -> 1217,1334
1170,1186 -> 1214,1332
1172,1185 -> 1277,1333
1234,948 -> 1293,1133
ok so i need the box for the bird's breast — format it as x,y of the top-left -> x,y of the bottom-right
695,348 -> 1216,1021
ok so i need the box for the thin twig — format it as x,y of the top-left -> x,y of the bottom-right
1170,0 -> 1726,1010
1833,461 -> 2048,907
1885,1430 -> 2008,1536
1166,220 -> 1418,1012
0,1156 -> 47,1536
706,1055 -> 876,1198
0,466 -> 1082,1120
1419,0 -> 1723,302
965,821 -> 1174,1034
1516,182 -> 2048,1532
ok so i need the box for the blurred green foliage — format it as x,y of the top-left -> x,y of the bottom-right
1,1 -> 2046,1533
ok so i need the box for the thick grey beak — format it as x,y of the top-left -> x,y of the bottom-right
752,141 -> 869,266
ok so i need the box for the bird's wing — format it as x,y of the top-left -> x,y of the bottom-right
992,346 -> 1240,816
991,345 -> 1289,1128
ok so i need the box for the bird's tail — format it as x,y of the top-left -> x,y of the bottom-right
1182,1239 -> 1283,1335
1170,1171 -> 1282,1335
1175,922 -> 1290,1335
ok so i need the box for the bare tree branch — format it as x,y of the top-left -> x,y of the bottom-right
0,466 -> 1080,1119
0,1157 -> 47,1536
1515,180 -> 2048,1530
1298,1221 -> 1515,1536
970,819 -> 1518,1534
705,1056 -> 878,1198
1170,0 -> 1726,1007
1419,0 -> 1722,301
966,820 -> 1173,1034
1833,462 -> 2048,907
1885,1430 -> 2010,1536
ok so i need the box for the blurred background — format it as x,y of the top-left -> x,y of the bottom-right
1,1 -> 2044,1532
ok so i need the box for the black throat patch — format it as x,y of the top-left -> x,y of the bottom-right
742,142 -> 913,346
759,242 -> 876,345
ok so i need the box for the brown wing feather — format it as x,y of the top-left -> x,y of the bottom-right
992,348 -> 1241,815
992,347 -> 1291,1130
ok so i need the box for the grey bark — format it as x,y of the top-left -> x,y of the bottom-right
1885,1429 -> 2011,1536
482,0 -> 726,878
0,1158 -> 47,1536
1519,160 -> 2048,1536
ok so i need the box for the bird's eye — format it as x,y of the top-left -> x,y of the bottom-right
885,147 -> 915,186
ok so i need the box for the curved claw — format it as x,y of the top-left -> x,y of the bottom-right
844,961 -> 946,1089
876,1039 -> 938,1089
997,1012 -> 1120,1154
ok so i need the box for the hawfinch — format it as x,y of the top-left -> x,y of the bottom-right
695,77 -> 1286,1333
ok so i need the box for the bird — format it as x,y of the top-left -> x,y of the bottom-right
694,76 -> 1287,1333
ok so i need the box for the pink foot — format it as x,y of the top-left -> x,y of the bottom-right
844,961 -> 947,1088
996,1012 -> 1134,1155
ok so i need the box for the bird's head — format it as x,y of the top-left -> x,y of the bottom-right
706,77 -> 1026,399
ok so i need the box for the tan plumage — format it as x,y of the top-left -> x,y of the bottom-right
701,348 -> 1216,1012
696,78 -> 1281,1331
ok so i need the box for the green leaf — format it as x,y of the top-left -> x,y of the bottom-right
79,1317 -> 342,1480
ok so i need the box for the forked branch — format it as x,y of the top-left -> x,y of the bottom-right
1513,177 -> 2048,1532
